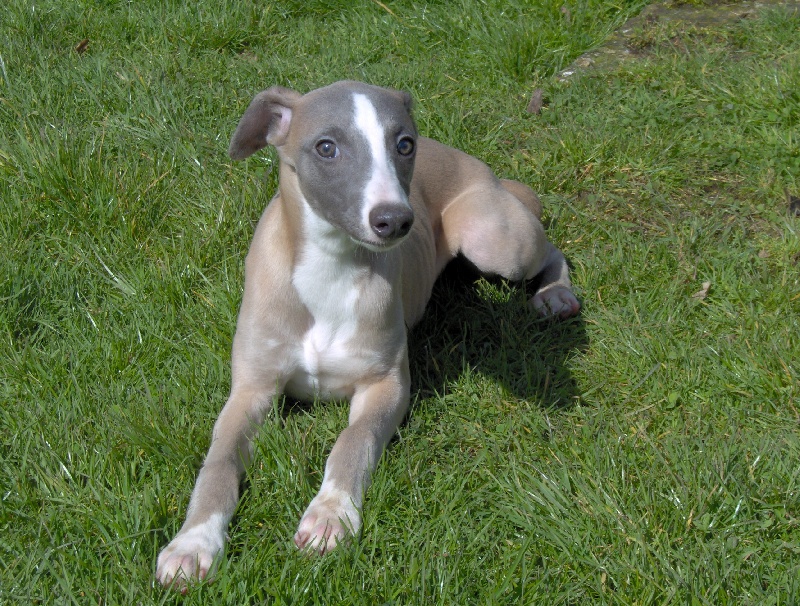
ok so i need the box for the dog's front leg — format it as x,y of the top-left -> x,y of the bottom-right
294,367 -> 410,553
156,386 -> 274,588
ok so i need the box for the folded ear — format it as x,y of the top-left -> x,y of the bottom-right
384,87 -> 413,114
228,86 -> 303,160
397,89 -> 413,113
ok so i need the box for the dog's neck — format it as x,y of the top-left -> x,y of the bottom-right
279,172 -> 401,328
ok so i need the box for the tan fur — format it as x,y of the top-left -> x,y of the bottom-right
156,82 -> 579,589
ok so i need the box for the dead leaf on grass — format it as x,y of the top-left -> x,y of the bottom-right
692,281 -> 711,300
527,88 -> 544,114
560,5 -> 572,25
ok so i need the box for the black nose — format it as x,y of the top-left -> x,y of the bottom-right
369,203 -> 414,240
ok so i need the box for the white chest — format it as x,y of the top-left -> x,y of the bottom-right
286,213 -> 380,399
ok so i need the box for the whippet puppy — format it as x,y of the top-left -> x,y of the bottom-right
156,80 -> 580,588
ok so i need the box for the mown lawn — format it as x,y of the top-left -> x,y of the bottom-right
1,0 -> 798,603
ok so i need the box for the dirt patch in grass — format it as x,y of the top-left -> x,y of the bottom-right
558,0 -> 800,78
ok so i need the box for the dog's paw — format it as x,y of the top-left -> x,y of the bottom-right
531,284 -> 581,319
294,487 -> 360,554
156,514 -> 226,591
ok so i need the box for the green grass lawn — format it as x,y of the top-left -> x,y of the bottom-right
2,0 -> 799,603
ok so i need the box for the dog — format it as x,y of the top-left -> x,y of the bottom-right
156,80 -> 580,588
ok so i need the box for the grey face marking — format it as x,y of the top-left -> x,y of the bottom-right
289,82 -> 417,248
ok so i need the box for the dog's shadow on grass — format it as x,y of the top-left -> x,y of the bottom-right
278,256 -> 588,421
407,257 -> 589,410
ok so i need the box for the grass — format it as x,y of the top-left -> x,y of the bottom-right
1,0 -> 799,603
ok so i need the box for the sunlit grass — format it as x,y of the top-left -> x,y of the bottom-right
1,1 -> 798,603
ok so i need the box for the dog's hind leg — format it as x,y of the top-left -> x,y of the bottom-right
499,178 -> 543,220
440,180 -> 580,318
156,382 -> 276,589
294,366 -> 410,553
527,241 -> 581,318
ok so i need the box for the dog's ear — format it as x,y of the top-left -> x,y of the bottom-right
399,90 -> 413,113
229,86 -> 302,160
391,89 -> 413,114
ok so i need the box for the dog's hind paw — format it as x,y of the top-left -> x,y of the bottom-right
531,284 -> 581,319
294,487 -> 360,554
156,514 -> 226,590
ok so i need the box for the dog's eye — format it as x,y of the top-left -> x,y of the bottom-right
315,140 -> 339,159
396,137 -> 415,157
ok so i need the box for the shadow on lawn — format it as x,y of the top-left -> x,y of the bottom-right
278,254 -> 588,419
408,256 -> 589,411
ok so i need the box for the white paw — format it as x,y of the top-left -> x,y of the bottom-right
156,513 -> 226,590
531,284 -> 581,318
294,487 -> 360,554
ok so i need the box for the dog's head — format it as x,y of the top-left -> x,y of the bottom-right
229,81 -> 417,251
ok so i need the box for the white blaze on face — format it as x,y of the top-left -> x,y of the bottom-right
352,93 -> 411,228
